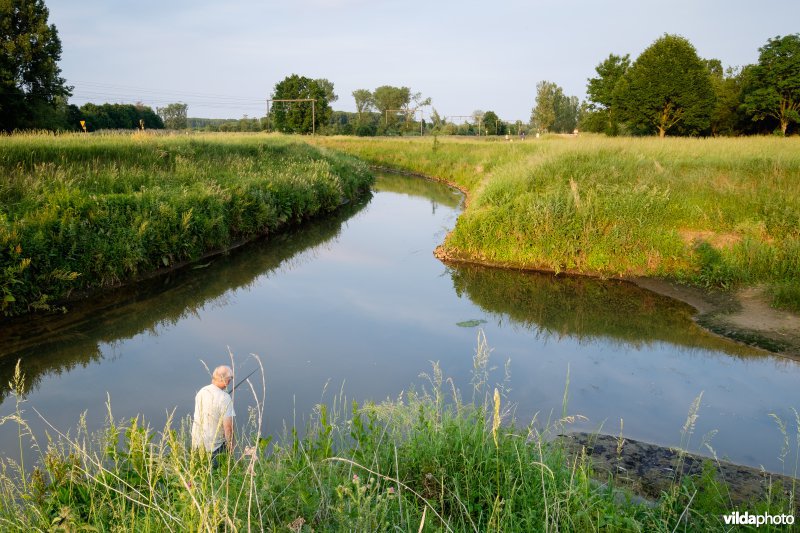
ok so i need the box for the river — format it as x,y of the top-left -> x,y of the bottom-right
1,172 -> 798,473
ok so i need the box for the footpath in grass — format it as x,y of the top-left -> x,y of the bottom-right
0,132 -> 373,316
309,135 -> 800,312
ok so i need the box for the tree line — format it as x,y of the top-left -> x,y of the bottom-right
580,33 -> 800,137
3,1 -> 797,137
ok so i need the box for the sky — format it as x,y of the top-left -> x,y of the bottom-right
47,0 -> 800,122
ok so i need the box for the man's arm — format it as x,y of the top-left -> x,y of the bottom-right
223,416 -> 234,451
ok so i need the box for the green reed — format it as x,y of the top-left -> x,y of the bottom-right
0,132 -> 373,316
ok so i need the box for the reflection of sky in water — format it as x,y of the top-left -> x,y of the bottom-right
1,174 -> 799,474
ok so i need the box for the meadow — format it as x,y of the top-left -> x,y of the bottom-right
0,132 -> 372,316
310,135 -> 800,311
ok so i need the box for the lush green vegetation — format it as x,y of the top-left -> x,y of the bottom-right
0,132 -> 372,316
583,33 -> 800,137
2,347 -> 794,531
268,75 -> 338,134
310,135 -> 800,310
78,103 -> 164,131
0,0 -> 71,132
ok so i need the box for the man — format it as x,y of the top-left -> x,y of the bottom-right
192,365 -> 235,463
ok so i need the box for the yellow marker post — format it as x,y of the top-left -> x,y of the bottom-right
79,120 -> 87,133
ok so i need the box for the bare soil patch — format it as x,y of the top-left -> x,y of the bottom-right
630,278 -> 800,360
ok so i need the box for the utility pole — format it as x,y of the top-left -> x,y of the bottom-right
266,98 -> 317,135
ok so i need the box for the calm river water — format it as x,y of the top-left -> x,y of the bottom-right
1,173 -> 798,473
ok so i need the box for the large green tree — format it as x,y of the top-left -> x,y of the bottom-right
269,74 -> 335,134
743,34 -> 800,136
0,0 -> 71,131
372,85 -> 411,128
616,34 -> 714,137
585,54 -> 630,135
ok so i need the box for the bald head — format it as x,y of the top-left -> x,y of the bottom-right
212,365 -> 233,388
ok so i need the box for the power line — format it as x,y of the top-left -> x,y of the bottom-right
67,79 -> 269,117
69,80 -> 265,103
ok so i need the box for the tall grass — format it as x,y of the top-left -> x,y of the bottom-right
1,338 -> 795,531
0,132 -> 373,316
310,135 -> 800,310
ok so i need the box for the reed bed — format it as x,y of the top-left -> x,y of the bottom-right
311,135 -> 800,310
1,338 -> 796,531
0,132 -> 373,316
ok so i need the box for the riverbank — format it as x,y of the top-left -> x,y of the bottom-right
562,432 -> 799,510
0,132 -> 373,317
630,278 -> 800,360
2,354 -> 795,531
307,135 -> 800,357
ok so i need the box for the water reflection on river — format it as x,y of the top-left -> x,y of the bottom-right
1,173 -> 798,473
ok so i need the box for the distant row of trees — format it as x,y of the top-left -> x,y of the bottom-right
78,103 -> 163,131
579,33 -> 800,137
4,1 -> 797,137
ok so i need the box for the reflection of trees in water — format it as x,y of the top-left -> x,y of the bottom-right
0,197 -> 371,402
449,264 -> 762,358
373,173 -> 463,210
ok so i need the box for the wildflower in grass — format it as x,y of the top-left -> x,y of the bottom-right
492,387 -> 501,448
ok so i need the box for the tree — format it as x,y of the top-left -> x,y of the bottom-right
269,74 -> 335,134
471,110 -> 485,134
482,110 -> 505,135
585,54 -> 630,135
0,0 -> 72,131
704,62 -> 747,136
531,81 -> 558,132
372,85 -> 411,127
531,81 -> 579,133
553,94 -> 580,133
617,34 -> 714,137
743,34 -> 800,136
157,103 -> 188,129
352,89 -> 374,124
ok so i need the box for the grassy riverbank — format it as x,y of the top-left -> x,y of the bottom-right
309,135 -> 800,312
1,351 -> 795,531
0,133 -> 372,316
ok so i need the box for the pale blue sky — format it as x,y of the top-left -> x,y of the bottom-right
47,0 -> 800,121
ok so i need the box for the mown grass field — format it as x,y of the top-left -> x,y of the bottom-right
310,134 -> 800,311
0,132 -> 372,316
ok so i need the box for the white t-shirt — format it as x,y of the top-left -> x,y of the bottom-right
191,384 -> 235,452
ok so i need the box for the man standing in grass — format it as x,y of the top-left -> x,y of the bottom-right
192,365 -> 235,464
